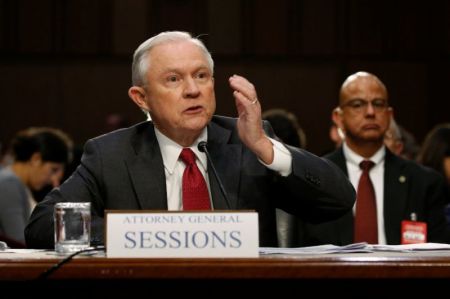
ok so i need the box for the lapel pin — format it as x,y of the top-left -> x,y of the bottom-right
399,175 -> 406,183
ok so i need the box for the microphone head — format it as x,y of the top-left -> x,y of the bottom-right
197,141 -> 207,152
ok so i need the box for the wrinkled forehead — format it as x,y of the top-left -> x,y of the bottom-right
339,76 -> 388,105
149,40 -> 210,65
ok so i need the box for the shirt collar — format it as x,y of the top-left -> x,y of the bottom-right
154,127 -> 208,174
342,142 -> 385,168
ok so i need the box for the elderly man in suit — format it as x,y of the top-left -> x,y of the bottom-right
298,71 -> 449,245
25,31 -> 355,249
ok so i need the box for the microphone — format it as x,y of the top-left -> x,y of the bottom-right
197,141 -> 231,209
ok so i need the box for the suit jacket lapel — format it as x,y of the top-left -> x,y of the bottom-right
207,121 -> 241,210
326,148 -> 354,244
383,151 -> 408,244
125,123 -> 168,210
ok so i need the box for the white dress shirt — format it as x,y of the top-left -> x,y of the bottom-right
342,142 -> 386,244
154,127 -> 293,211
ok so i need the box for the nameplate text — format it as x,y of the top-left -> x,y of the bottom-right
106,211 -> 259,258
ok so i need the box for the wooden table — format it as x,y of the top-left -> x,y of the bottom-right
2,250 -> 450,297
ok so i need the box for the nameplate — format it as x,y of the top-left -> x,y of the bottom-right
105,211 -> 259,258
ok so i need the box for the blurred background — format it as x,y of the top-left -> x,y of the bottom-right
1,0 -> 449,155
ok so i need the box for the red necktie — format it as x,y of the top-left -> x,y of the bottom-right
354,160 -> 378,244
179,148 -> 211,210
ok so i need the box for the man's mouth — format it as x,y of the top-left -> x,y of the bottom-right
184,106 -> 203,114
362,124 -> 379,130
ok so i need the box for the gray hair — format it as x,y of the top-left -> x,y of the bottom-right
131,31 -> 214,87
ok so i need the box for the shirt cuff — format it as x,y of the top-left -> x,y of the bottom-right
258,137 -> 293,177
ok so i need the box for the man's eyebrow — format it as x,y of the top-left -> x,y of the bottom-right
344,98 -> 365,103
346,97 -> 386,102
160,65 -> 211,75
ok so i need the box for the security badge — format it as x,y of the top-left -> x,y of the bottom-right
401,213 -> 427,244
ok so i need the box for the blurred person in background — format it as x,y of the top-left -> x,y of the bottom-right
417,123 -> 450,223
384,115 -> 420,160
262,108 -> 307,148
320,108 -> 345,157
0,127 -> 72,247
329,108 -> 345,149
384,116 -> 404,156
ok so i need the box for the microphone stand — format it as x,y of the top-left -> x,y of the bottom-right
198,141 -> 232,209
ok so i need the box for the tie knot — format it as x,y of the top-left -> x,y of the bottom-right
360,160 -> 375,171
180,148 -> 196,165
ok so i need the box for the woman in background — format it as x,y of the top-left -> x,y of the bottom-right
0,127 -> 72,247
417,123 -> 450,223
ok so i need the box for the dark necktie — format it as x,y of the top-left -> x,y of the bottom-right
179,148 -> 211,210
354,160 -> 377,244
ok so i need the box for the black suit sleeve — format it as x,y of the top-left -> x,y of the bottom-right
276,145 -> 356,223
262,121 -> 356,223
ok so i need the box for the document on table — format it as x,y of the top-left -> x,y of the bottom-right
368,243 -> 450,252
260,242 -> 450,255
260,243 -> 371,255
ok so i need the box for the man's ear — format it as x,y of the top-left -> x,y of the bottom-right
128,86 -> 150,111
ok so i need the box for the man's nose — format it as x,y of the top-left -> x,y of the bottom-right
183,77 -> 200,98
365,102 -> 376,115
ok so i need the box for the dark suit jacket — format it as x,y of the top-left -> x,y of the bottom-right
25,116 -> 355,249
296,147 -> 449,245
